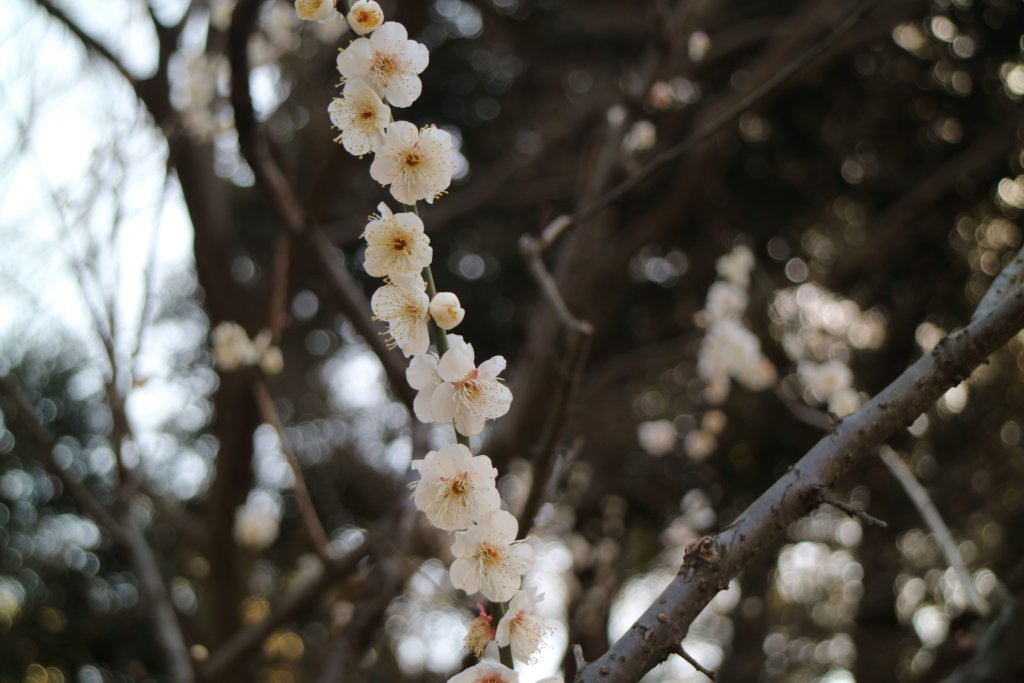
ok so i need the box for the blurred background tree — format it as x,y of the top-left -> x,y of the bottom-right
2,0 -> 1024,681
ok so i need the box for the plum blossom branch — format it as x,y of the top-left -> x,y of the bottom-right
576,280 -> 1024,682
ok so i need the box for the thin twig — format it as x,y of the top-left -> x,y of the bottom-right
227,0 -> 415,410
819,491 -> 888,529
878,446 -> 990,616
0,375 -> 195,683
669,643 -> 718,680
251,377 -> 332,563
200,538 -> 372,680
518,235 -> 594,531
268,234 -> 292,343
539,0 -> 884,251
577,281 -> 1024,682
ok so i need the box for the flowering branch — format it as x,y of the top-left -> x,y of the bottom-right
576,280 -> 1024,682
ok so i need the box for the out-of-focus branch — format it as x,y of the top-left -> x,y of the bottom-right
577,281 -> 1024,682
227,0 -> 415,410
200,538 -> 372,681
518,234 -> 593,531
878,446 -> 990,616
538,0 -> 884,251
0,375 -> 196,683
32,0 -> 135,83
251,376 -> 332,562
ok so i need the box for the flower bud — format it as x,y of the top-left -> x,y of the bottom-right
464,604 -> 495,659
295,0 -> 336,22
347,0 -> 384,35
429,292 -> 465,330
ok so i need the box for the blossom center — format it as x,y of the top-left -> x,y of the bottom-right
373,53 -> 397,83
474,542 -> 502,568
401,150 -> 423,168
391,235 -> 409,253
444,471 -> 470,496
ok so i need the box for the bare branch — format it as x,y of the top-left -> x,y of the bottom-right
541,0 -> 884,251
669,643 -> 718,680
0,375 -> 195,683
201,539 -> 372,680
818,490 -> 888,529
251,376 -> 332,563
878,446 -> 990,616
577,281 -> 1024,682
31,0 -> 136,83
517,235 -> 594,532
227,0 -> 415,411
974,243 -> 1024,323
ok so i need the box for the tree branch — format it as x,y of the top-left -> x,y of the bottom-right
227,0 -> 415,410
577,281 -> 1024,682
200,539 -> 371,680
0,375 -> 196,683
539,0 -> 884,251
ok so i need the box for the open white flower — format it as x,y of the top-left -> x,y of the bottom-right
336,22 -> 428,107
347,0 -> 384,35
294,0 -> 335,22
362,203 -> 432,278
371,272 -> 431,356
328,79 -> 390,156
496,586 -> 552,664
370,122 -> 454,205
447,662 -> 518,683
212,321 -> 261,370
411,443 -> 500,531
429,291 -> 465,330
406,353 -> 442,423
716,245 -> 754,288
451,510 -> 533,602
431,335 -> 512,437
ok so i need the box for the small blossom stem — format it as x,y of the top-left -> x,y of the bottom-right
411,202 -> 471,449
490,602 -> 515,670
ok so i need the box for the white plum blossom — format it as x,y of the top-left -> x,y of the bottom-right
684,428 -> 717,461
448,662 -> 518,683
328,79 -> 390,156
464,604 -> 495,659
411,443 -> 500,531
407,352 -> 442,423
798,360 -> 853,403
233,499 -> 280,550
704,281 -> 749,321
213,321 -> 259,370
336,22 -> 428,107
431,335 -> 512,437
370,122 -> 455,205
430,291 -> 465,330
294,0 -> 335,22
496,586 -> 552,664
637,419 -> 676,456
347,0 -> 384,35
362,203 -> 432,277
370,272 -> 431,356
622,120 -> 656,154
451,510 -> 533,602
716,245 -> 754,288
829,387 -> 861,417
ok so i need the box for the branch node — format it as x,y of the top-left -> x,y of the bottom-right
818,489 -> 888,528
669,643 -> 717,680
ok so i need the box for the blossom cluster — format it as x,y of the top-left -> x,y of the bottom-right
696,245 -> 776,403
211,321 -> 283,375
306,3 -> 553,677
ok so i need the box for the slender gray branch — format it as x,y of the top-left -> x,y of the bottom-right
878,446 -> 989,616
576,281 -> 1024,682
